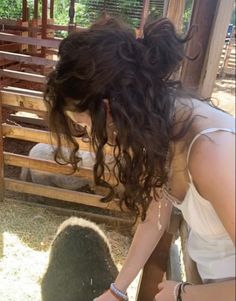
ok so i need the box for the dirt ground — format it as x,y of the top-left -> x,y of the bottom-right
0,77 -> 235,301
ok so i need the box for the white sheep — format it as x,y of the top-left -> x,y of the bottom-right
20,143 -> 95,190
20,143 -> 118,192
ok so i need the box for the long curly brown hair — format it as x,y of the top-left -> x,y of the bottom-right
45,17 -> 194,220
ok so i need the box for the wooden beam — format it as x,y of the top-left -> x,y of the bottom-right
2,124 -> 113,155
0,69 -> 46,83
41,0 -> 48,57
0,94 -> 4,201
163,0 -> 169,17
47,24 -> 86,32
29,18 -> 38,54
42,0 -> 48,39
34,0 -> 39,19
2,86 -> 43,97
140,0 -> 150,35
0,22 -> 84,34
0,51 -> 56,66
1,91 -> 46,113
180,0 -> 218,91
50,0 -> 54,19
2,124 -> 65,145
4,152 -> 95,181
22,0 -> 28,22
4,151 -> 116,185
166,0 -> 185,32
0,23 -> 39,33
198,0 -> 234,97
0,33 -> 60,48
136,232 -> 173,301
69,0 -> 76,24
4,178 -> 120,211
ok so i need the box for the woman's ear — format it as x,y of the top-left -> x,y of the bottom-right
103,99 -> 113,122
103,98 -> 111,114
103,99 -> 114,127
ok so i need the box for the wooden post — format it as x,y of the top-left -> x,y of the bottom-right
180,0 -> 219,92
163,0 -> 170,17
136,232 -> 173,301
139,0 -> 150,36
68,0 -> 76,33
166,0 -> 185,32
50,0 -> 54,19
0,95 -> 4,202
33,0 -> 38,19
198,0 -> 234,97
41,0 -> 48,74
29,19 -> 38,54
30,0 -> 39,55
41,0 -> 48,49
22,0 -> 28,22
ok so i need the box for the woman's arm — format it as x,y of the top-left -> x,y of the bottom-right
115,196 -> 172,292
95,195 -> 172,300
184,280 -> 235,301
156,279 -> 235,301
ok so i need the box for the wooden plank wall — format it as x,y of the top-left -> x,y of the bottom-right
0,87 -> 123,213
0,28 -> 127,219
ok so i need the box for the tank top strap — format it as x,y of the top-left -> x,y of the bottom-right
187,127 -> 236,182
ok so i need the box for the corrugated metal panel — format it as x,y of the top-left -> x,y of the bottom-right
78,0 -> 164,27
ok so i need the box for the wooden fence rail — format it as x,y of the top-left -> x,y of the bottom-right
0,51 -> 56,66
4,178 -> 120,211
0,32 -> 61,48
0,69 -> 46,83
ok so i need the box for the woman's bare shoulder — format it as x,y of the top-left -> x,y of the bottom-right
176,97 -> 235,133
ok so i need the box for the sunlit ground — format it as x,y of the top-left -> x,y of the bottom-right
0,77 -> 235,301
212,78 -> 235,115
0,232 -> 47,301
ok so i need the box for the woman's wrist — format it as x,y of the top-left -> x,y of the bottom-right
110,283 -> 129,301
114,277 -> 130,293
175,281 -> 193,301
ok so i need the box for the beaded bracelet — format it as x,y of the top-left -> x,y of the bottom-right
110,283 -> 129,301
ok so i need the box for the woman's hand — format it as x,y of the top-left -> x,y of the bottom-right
93,289 -> 118,301
154,280 -> 178,301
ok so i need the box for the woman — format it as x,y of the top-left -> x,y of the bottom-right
45,17 -> 235,301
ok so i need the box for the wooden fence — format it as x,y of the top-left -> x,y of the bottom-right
219,35 -> 235,77
0,83 -> 124,208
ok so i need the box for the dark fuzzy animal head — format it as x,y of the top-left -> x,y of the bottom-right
41,218 -> 118,301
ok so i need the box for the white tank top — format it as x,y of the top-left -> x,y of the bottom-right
172,128 -> 235,281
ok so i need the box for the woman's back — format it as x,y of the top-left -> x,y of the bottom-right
168,98 -> 235,281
